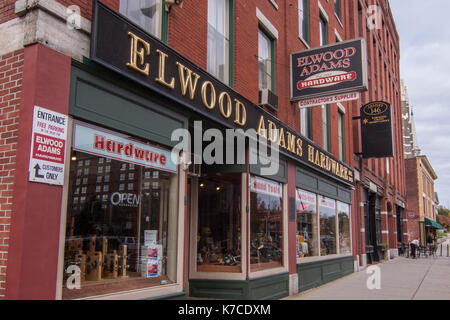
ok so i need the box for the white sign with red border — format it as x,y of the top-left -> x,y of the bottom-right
250,176 -> 283,198
298,92 -> 360,109
28,106 -> 68,185
318,195 -> 336,210
72,121 -> 177,173
296,189 -> 317,213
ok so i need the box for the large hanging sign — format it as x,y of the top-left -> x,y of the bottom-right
72,121 -> 177,173
28,106 -> 68,185
360,101 -> 393,158
90,1 -> 355,186
290,38 -> 368,101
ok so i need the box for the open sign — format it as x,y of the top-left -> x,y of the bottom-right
110,192 -> 140,207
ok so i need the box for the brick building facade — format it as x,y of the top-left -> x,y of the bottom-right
0,0 -> 405,299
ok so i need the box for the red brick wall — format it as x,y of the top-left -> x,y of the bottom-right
0,49 -> 23,299
0,0 -> 16,24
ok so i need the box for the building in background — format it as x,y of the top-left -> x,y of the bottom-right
345,0 -> 407,265
0,0 -> 405,300
405,156 -> 439,245
401,79 -> 421,159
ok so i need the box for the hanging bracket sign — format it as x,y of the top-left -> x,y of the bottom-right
28,106 -> 68,185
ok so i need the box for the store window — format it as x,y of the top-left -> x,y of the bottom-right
62,122 -> 179,299
207,0 -> 231,84
296,189 -> 318,258
338,202 -> 351,254
250,176 -> 283,272
319,196 -> 336,255
120,0 -> 163,39
196,173 -> 242,273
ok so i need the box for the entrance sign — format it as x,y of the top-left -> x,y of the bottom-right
72,121 -> 177,173
360,101 -> 394,158
291,38 -> 368,101
29,106 -> 68,185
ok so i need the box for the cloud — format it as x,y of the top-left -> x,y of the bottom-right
390,0 -> 450,208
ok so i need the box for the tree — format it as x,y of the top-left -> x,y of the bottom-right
438,207 -> 450,217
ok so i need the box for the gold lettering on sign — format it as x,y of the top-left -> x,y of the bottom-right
296,138 -> 303,157
257,116 -> 267,139
126,32 -> 150,76
234,99 -> 247,126
286,132 -> 296,153
267,120 -> 278,143
155,49 -> 175,89
219,92 -> 232,118
278,127 -> 286,149
201,81 -> 216,110
176,62 -> 200,100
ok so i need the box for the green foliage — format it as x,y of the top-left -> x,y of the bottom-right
438,207 -> 450,217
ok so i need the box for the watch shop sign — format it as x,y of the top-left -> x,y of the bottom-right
28,106 -> 68,185
290,38 -> 368,101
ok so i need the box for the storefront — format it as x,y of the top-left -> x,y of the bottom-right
295,166 -> 354,292
5,2 -> 356,300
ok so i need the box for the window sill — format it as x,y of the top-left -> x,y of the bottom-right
296,253 -> 353,265
77,283 -> 183,300
249,266 -> 288,280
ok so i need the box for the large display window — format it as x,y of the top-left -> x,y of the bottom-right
296,189 -> 319,258
319,196 -> 337,256
62,122 -> 179,299
196,173 -> 242,273
338,202 -> 351,254
250,176 -> 283,272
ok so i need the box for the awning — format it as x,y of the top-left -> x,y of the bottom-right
425,217 -> 443,229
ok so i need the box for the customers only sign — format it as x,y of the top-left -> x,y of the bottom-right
29,106 -> 68,185
291,38 -> 368,101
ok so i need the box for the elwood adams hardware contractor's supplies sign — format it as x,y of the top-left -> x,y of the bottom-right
290,38 -> 368,101
28,106 -> 68,185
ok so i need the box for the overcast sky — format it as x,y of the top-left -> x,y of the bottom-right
389,0 -> 450,209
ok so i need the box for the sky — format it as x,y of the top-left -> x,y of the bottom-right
389,0 -> 450,209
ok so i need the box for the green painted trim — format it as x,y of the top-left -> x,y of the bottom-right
335,0 -> 341,20
189,272 -> 289,300
297,256 -> 354,292
161,0 -> 169,44
304,0 -> 310,44
271,38 -> 276,93
229,0 -> 235,88
339,111 -> 345,162
143,292 -> 187,300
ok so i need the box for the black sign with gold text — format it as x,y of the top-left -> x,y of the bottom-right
361,101 -> 393,158
90,1 -> 355,186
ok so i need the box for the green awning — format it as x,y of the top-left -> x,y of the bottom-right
425,217 -> 443,229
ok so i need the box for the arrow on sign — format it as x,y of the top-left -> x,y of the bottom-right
34,164 -> 45,178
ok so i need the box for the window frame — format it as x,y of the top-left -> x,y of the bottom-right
298,0 -> 310,45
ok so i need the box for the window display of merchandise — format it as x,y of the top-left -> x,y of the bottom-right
338,202 -> 351,254
62,126 -> 179,299
319,196 -> 337,256
250,176 -> 283,272
196,173 -> 242,273
296,189 -> 318,258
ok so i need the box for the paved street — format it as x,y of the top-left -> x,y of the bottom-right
286,238 -> 450,300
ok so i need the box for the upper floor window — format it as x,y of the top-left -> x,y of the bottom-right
258,28 -> 274,91
298,0 -> 309,43
319,14 -> 328,46
300,107 -> 311,139
207,0 -> 231,84
338,110 -> 345,161
334,0 -> 341,20
120,0 -> 163,39
322,104 -> 330,151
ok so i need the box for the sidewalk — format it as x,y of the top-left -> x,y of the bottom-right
286,238 -> 450,300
